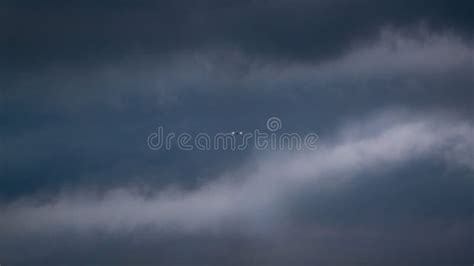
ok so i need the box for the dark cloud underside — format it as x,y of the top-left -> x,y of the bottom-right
1,1 -> 473,265
1,0 -> 473,69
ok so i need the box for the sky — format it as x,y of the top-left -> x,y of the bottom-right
1,0 -> 473,265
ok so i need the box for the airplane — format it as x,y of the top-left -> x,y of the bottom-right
231,131 -> 243,135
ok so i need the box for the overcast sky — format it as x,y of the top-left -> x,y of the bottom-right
1,1 -> 473,265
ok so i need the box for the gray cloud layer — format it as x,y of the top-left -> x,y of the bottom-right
1,2 -> 473,264
2,0 -> 473,70
1,111 -> 473,265
2,30 -> 473,199
1,112 -> 472,232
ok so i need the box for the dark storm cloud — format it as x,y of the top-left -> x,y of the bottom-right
1,0 -> 473,70
2,111 -> 473,234
1,1 -> 473,265
1,221 -> 472,265
1,31 -> 472,200
1,111 -> 473,265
